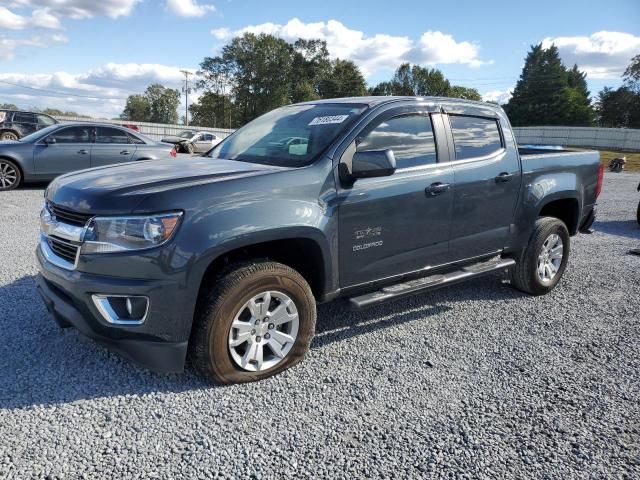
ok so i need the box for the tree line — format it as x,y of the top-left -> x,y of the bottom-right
116,33 -> 640,130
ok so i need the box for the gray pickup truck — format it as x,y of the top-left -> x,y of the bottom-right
36,96 -> 602,384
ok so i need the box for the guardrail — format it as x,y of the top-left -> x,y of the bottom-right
513,126 -> 640,152
53,116 -> 235,142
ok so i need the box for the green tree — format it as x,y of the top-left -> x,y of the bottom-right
319,59 -> 367,98
368,63 -> 480,100
0,103 -> 19,110
291,39 -> 332,102
121,94 -> 151,122
189,91 -> 236,128
145,84 -> 180,124
596,86 -> 640,128
623,54 -> 640,91
504,44 -> 593,126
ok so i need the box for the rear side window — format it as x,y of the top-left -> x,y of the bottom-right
37,115 -> 56,126
96,127 -> 130,144
357,114 -> 437,168
13,112 -> 37,124
449,115 -> 502,160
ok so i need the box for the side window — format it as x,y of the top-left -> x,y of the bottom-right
449,115 -> 502,160
37,115 -> 56,126
49,126 -> 92,144
202,134 -> 213,141
13,112 -> 37,124
357,114 -> 437,168
96,127 -> 130,144
127,133 -> 145,145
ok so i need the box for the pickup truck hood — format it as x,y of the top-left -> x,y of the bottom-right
46,158 -> 284,214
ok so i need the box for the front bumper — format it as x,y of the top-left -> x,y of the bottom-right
36,245 -> 189,373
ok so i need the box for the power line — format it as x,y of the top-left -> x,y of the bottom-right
0,79 -> 131,100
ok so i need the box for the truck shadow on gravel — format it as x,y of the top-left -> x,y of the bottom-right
594,220 -> 640,240
0,274 -> 522,410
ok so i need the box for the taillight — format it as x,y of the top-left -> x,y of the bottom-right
170,147 -> 177,158
595,163 -> 603,198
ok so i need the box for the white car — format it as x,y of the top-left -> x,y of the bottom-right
161,130 -> 222,154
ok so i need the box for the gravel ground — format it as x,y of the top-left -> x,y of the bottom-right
1,173 -> 639,479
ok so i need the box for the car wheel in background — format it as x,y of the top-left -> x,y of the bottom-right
0,131 -> 19,141
0,159 -> 22,191
637,200 -> 640,226
186,143 -> 195,154
189,261 -> 316,384
509,217 -> 570,296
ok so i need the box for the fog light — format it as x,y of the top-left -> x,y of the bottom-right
92,294 -> 149,325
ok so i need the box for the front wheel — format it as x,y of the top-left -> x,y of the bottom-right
510,217 -> 570,296
0,159 -> 22,191
189,261 -> 316,384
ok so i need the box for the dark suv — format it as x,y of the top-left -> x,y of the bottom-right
0,110 -> 58,141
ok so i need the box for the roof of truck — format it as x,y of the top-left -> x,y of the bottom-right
296,95 -> 494,108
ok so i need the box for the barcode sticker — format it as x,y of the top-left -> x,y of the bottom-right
308,115 -> 349,126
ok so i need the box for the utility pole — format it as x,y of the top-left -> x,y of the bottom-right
180,70 -> 192,126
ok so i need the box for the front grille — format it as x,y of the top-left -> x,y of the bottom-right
48,202 -> 93,227
47,236 -> 80,264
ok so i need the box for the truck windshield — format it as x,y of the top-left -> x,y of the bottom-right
206,103 -> 367,167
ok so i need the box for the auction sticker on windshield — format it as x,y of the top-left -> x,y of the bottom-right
308,115 -> 349,126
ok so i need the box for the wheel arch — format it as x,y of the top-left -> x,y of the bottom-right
537,196 -> 580,235
196,233 -> 330,303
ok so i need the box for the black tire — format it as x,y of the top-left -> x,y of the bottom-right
189,261 -> 316,384
0,158 -> 22,191
0,131 -> 19,141
636,200 -> 640,226
185,143 -> 195,154
510,217 -> 570,296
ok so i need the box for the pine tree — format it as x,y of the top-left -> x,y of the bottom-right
504,44 -> 592,126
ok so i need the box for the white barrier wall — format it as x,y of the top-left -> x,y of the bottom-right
54,116 -> 235,142
513,127 -> 640,152
54,116 -> 640,152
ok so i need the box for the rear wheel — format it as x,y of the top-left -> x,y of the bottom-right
510,217 -> 570,295
0,159 -> 21,191
0,131 -> 18,141
189,261 -> 316,384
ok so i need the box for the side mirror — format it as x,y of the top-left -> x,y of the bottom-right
44,137 -> 56,145
351,149 -> 396,179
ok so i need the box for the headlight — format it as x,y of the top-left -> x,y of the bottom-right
81,212 -> 183,254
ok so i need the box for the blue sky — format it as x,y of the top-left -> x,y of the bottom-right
1,0 -> 638,118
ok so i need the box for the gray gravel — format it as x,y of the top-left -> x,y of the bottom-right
1,173 -> 639,479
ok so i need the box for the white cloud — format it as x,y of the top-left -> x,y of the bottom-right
166,0 -> 215,17
0,63 -> 193,118
0,5 -> 60,29
7,0 -> 142,19
211,18 -> 489,77
0,33 -> 67,60
542,31 -> 640,79
482,89 -> 512,105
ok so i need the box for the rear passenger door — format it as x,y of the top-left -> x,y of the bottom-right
444,110 -> 521,258
337,107 -> 455,288
91,127 -> 136,167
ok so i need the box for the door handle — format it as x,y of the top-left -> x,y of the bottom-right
425,182 -> 451,196
495,172 -> 513,183
77,149 -> 89,155
120,150 -> 130,155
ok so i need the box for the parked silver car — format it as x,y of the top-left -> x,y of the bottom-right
0,123 -> 177,191
161,130 -> 222,154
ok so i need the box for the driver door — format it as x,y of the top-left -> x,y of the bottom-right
337,108 -> 454,288
33,125 -> 94,179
